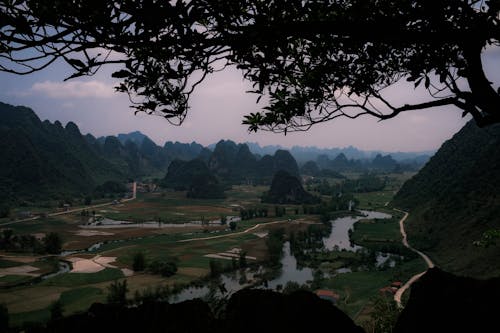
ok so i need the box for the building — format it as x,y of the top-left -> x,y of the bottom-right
315,289 -> 340,304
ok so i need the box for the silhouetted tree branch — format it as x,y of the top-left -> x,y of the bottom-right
1,0 -> 499,130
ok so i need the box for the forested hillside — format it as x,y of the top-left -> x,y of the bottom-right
0,102 -> 216,205
0,102 -> 125,204
393,121 -> 500,278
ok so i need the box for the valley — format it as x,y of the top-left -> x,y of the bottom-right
0,174 -> 422,329
0,102 -> 499,332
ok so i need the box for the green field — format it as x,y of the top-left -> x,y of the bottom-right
322,258 -> 426,318
41,268 -> 124,287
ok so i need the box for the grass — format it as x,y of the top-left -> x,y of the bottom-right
104,192 -> 231,223
0,274 -> 33,285
59,287 -> 105,314
355,191 -> 394,210
10,307 -> 51,327
0,259 -> 24,268
351,216 -> 402,244
321,258 -> 427,319
109,232 -> 259,271
41,268 -> 124,287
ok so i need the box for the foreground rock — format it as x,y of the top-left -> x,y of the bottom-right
395,267 -> 500,332
23,289 -> 363,333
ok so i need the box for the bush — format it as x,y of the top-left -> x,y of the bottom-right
132,252 -> 146,272
148,260 -> 178,277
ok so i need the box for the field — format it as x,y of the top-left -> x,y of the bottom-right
0,177 -> 426,329
353,172 -> 415,210
0,185 -> 313,326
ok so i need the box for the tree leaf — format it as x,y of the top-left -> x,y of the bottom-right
112,69 -> 131,78
66,58 -> 85,68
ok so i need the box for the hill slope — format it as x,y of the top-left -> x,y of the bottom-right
0,102 -> 125,204
392,121 -> 500,277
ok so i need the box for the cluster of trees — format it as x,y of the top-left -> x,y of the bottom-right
290,224 -> 330,260
307,174 -> 385,195
266,228 -> 286,267
92,180 -> 128,199
0,229 -> 62,254
208,251 -> 249,278
132,252 -> 178,278
239,207 -> 268,220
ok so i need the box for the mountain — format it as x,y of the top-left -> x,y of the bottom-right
243,142 -> 433,165
0,102 -> 125,204
161,159 -> 225,198
117,131 -> 147,145
262,171 -> 319,204
163,141 -> 205,161
392,121 -> 500,278
208,140 -> 299,184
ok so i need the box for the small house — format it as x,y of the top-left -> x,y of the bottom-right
315,289 -> 340,304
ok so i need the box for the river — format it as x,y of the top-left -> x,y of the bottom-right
169,210 -> 393,303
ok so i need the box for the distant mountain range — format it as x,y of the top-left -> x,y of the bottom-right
0,101 -> 431,205
393,121 -> 500,278
241,142 -> 434,164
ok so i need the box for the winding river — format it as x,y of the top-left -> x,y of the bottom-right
170,210 -> 393,303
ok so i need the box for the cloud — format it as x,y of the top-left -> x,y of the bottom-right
31,80 -> 115,99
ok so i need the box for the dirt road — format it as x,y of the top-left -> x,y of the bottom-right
393,209 -> 435,307
177,218 -> 311,243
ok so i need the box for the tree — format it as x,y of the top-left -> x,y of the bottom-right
1,1 -> 499,129
229,221 -> 237,231
49,300 -> 64,320
0,205 -> 10,218
367,294 -> 401,333
239,250 -> 247,268
132,252 -> 146,272
209,259 -> 223,278
0,304 -> 8,332
148,259 -> 178,277
44,232 -> 62,254
107,280 -> 128,305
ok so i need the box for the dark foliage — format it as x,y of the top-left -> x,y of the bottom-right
0,102 -> 124,204
44,232 -> 62,255
1,1 -> 499,129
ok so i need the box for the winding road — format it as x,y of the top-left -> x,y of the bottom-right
393,208 -> 435,307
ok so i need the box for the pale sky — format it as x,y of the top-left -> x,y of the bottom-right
1,47 -> 498,152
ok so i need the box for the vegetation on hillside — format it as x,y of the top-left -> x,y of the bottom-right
393,121 -> 500,277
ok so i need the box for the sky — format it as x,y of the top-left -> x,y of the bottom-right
1,47 -> 499,153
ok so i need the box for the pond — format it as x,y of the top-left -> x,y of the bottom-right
170,241 -> 313,303
322,210 -> 392,251
170,211 -> 393,303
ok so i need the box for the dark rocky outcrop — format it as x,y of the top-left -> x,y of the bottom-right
395,267 -> 500,333
25,289 -> 364,333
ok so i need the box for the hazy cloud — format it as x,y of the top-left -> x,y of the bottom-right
31,80 -> 115,99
